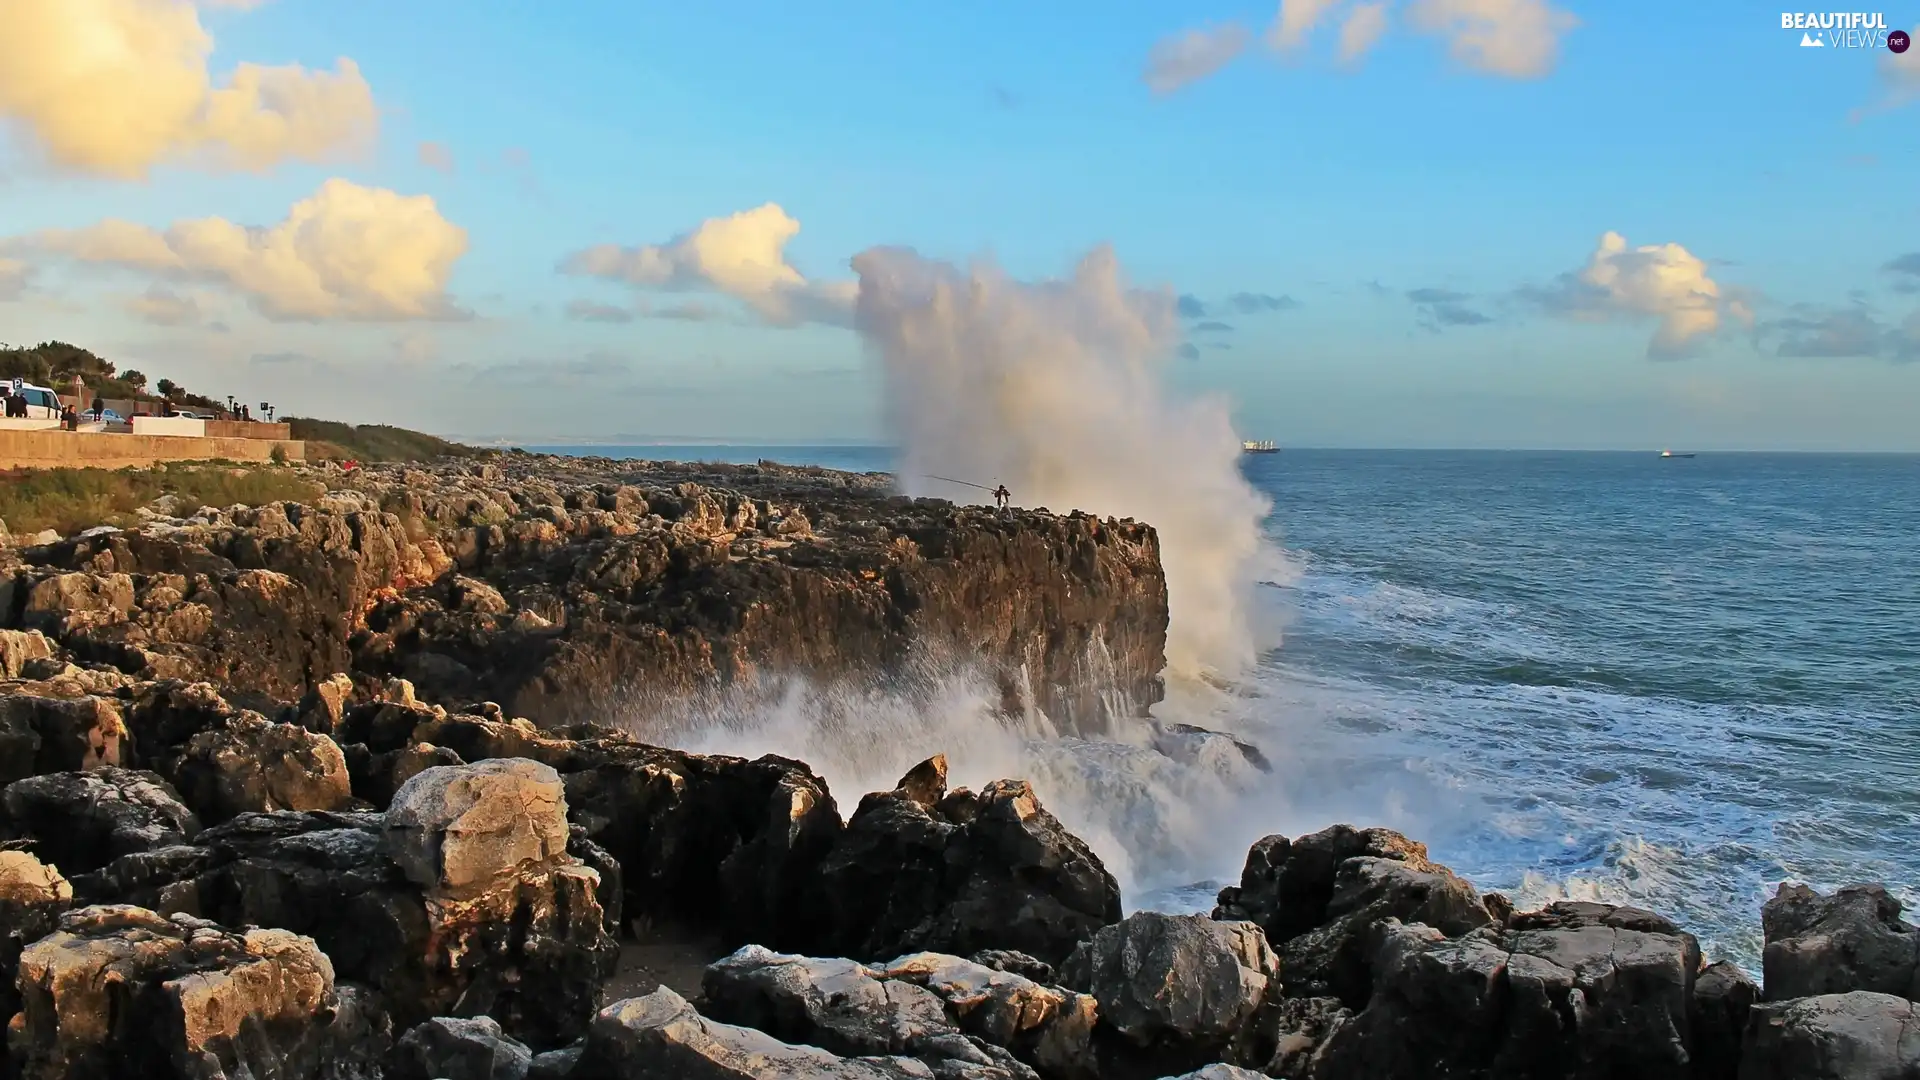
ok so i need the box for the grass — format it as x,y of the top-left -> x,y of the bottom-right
285,419 -> 479,462
0,465 -> 325,537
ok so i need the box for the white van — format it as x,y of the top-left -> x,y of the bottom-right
5,382 -> 65,420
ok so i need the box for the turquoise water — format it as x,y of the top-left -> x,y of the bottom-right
537,445 -> 1920,963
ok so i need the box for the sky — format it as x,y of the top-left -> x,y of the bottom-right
0,0 -> 1917,450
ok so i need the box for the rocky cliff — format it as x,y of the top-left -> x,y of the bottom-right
0,455 -> 1169,734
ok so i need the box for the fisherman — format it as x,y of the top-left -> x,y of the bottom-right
992,484 -> 1011,509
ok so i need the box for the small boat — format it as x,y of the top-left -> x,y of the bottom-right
1241,440 -> 1279,455
1660,449 -> 1695,459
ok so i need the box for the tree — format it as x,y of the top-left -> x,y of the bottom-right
156,378 -> 179,400
122,370 -> 147,391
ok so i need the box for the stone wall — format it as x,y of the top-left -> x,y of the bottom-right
0,430 -> 306,470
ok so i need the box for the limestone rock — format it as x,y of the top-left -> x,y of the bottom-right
1,767 -> 200,874
1058,912 -> 1277,1075
0,628 -> 55,679
393,1016 -> 534,1080
810,772 -> 1120,966
0,694 -> 126,784
879,951 -> 1099,1080
1761,883 -> 1920,1001
0,849 -> 74,1044
1739,991 -> 1920,1080
9,904 -> 387,1080
297,671 -> 356,735
384,758 -> 570,899
169,713 -> 353,823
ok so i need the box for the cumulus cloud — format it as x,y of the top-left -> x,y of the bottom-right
0,0 -> 377,179
418,141 -> 455,175
1405,0 -> 1579,78
1143,22 -> 1252,94
0,257 -> 30,300
22,178 -> 469,321
126,285 -> 202,325
1525,231 -> 1748,359
1759,303 -> 1919,362
558,203 -> 853,328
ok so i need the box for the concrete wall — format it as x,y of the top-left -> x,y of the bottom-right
133,416 -> 206,437
204,420 -> 291,440
0,430 -> 306,470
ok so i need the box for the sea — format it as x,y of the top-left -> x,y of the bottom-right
530,444 -> 1920,969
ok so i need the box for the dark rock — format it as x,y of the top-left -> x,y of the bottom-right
576,986 -> 1009,1079
1279,853 -> 1491,1007
811,776 -> 1121,966
969,950 -> 1056,985
1692,960 -> 1758,1080
1240,995 -> 1350,1078
1057,912 -> 1278,1076
9,904 -> 389,1080
1739,991 -> 1920,1079
1211,825 -> 1427,945
0,850 -> 73,1042
1313,905 -> 1708,1080
1152,1068 -> 1266,1080
0,694 -> 126,784
527,1042 -> 584,1080
1761,883 -> 1920,1001
392,1016 -> 534,1080
1,767 -> 200,874
350,741 -> 465,808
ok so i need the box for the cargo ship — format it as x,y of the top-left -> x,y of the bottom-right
1241,440 -> 1279,454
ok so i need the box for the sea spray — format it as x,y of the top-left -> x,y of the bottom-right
849,244 -> 1282,681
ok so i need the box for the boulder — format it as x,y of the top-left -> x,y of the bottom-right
1,767 -> 200,874
0,628 -> 56,679
384,758 -> 571,899
8,904 -> 388,1080
575,987 -> 996,1080
1240,995 -> 1350,1079
1739,991 -> 1920,1080
1692,960 -> 1758,1080
393,1016 -> 534,1080
1312,905 -> 1706,1080
1057,912 -> 1277,1075
1278,853 -> 1491,1007
0,694 -> 127,784
809,761 -> 1120,966
296,671 -> 356,735
1153,1068 -> 1266,1080
0,849 -> 74,1038
168,714 -> 354,823
701,945 -> 1097,1080
1761,883 -> 1920,1001
70,805 -> 615,1045
1212,826 -> 1428,944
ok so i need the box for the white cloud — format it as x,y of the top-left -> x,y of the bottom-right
418,141 -> 456,175
0,0 -> 375,179
1860,40 -> 1920,115
1268,0 -> 1348,53
558,203 -> 853,328
1404,0 -> 1579,78
1529,231 -> 1750,358
1338,2 -> 1393,64
24,179 -> 469,321
1142,23 -> 1252,94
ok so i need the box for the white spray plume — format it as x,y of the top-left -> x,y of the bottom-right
849,244 -> 1279,680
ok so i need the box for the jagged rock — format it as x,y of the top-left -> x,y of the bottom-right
576,986 -> 1014,1079
1057,912 -> 1278,1075
0,694 -> 126,783
169,713 -> 353,823
0,628 -> 56,678
393,1016 -> 534,1080
1692,960 -> 1758,1080
1146,723 -> 1271,775
297,671 -> 356,734
969,950 -> 1056,984
1153,1068 -> 1266,1080
1761,883 -> 1920,1001
1313,904 -> 1706,1080
702,945 -> 1097,1079
70,805 -> 615,1045
0,849 -> 74,1041
527,1042 -> 584,1080
1279,853 -> 1491,1006
1739,991 -> 1920,1079
810,763 -> 1120,966
1,767 -> 200,874
9,904 -> 389,1080
1241,995 -> 1350,1079
349,741 -> 466,808
384,758 -> 571,899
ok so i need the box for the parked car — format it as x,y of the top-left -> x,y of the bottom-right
91,408 -> 126,423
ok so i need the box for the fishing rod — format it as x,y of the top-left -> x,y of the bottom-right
923,474 -> 996,492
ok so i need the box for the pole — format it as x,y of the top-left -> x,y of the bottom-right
922,474 -> 995,492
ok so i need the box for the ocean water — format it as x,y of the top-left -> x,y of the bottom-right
540,444 -> 1920,968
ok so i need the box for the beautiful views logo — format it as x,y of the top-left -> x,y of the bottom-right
1780,11 -> 1910,49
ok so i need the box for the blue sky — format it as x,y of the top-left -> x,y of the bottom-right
1,0 -> 1916,449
